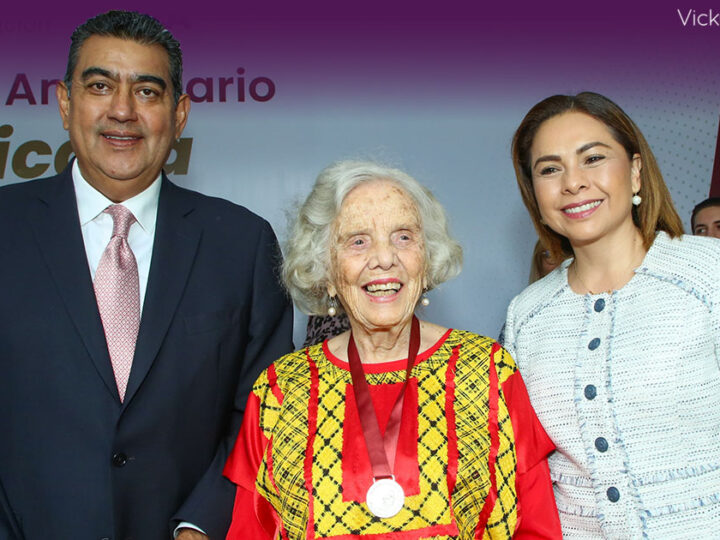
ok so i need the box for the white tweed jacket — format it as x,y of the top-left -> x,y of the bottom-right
503,232 -> 720,539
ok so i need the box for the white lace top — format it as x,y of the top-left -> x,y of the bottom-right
503,232 -> 720,539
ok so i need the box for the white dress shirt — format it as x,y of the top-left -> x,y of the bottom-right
72,162 -> 206,536
72,159 -> 159,312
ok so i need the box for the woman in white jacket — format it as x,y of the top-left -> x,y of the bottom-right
503,91 -> 720,539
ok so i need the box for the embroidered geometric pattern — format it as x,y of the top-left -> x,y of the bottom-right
485,345 -> 519,539
254,362 -> 312,540
252,331 -> 519,539
93,204 -> 140,402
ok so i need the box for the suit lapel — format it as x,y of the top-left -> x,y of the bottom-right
29,171 -> 119,398
123,177 -> 201,405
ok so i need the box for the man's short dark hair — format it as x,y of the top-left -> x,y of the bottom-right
691,197 -> 720,231
64,10 -> 183,104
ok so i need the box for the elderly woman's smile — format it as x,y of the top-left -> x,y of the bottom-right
364,279 -> 402,297
328,179 -> 426,331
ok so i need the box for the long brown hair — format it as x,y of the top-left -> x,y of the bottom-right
511,92 -> 683,261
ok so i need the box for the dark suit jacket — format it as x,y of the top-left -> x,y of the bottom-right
0,167 -> 294,539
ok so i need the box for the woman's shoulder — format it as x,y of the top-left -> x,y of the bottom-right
506,262 -> 570,323
447,329 -> 517,363
255,347 -> 318,387
640,232 -> 720,298
423,327 -> 498,360
647,232 -> 720,267
448,328 -> 496,347
445,329 -> 520,386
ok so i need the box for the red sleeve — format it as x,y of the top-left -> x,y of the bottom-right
501,371 -> 562,539
501,372 -> 554,474
224,391 -> 267,490
226,485 -> 275,540
224,389 -> 280,539
513,458 -> 561,539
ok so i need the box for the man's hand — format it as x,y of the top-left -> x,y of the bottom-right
176,529 -> 210,540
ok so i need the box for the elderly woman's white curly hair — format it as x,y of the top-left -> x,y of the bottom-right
282,160 -> 463,315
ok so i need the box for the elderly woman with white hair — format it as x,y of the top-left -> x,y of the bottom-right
223,160 -> 561,539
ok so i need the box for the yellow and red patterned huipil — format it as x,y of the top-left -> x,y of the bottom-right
225,330 -> 560,539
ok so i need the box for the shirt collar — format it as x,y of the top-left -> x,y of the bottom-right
72,159 -> 161,235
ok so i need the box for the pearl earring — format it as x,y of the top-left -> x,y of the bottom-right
632,193 -> 642,206
327,296 -> 337,317
420,290 -> 430,307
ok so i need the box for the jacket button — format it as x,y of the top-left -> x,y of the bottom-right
594,298 -> 606,312
607,487 -> 620,502
588,338 -> 601,350
595,437 -> 609,452
584,384 -> 597,400
112,452 -> 128,467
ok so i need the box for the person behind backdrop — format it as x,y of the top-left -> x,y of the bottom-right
223,160 -> 561,538
691,196 -> 720,238
0,11 -> 293,539
503,91 -> 720,538
528,239 -> 561,284
497,239 -> 560,346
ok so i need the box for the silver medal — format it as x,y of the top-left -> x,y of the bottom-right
365,477 -> 405,518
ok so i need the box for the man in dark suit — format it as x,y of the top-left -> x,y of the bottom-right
0,11 -> 293,539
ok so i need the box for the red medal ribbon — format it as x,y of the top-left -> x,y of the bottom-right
347,315 -> 420,480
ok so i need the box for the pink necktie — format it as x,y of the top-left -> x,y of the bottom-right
94,204 -> 140,402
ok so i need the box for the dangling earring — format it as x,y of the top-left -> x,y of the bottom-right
632,193 -> 642,206
420,289 -> 430,307
327,296 -> 338,317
